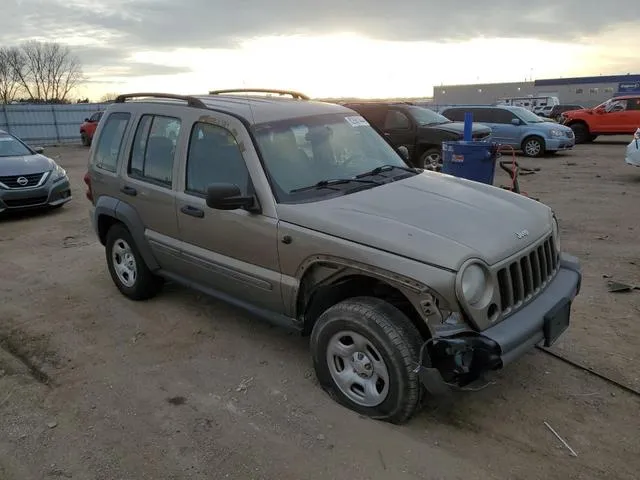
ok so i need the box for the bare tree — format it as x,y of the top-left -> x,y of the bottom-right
0,47 -> 23,103
7,41 -> 85,103
99,92 -> 120,102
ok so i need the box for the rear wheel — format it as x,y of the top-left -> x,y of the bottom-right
522,136 -> 545,158
105,224 -> 163,300
420,148 -> 442,171
310,296 -> 423,424
570,123 -> 590,144
81,132 -> 91,147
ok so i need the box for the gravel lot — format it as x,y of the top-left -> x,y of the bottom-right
1,140 -> 639,480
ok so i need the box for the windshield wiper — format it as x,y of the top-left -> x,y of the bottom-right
355,164 -> 417,179
290,178 -> 382,194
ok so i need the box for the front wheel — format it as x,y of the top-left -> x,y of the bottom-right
310,297 -> 423,424
420,148 -> 442,171
570,123 -> 590,144
522,137 -> 545,157
81,132 -> 91,147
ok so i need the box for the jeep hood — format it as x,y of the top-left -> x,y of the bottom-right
277,173 -> 552,270
0,154 -> 56,176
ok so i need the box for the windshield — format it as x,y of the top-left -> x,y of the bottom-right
0,134 -> 33,157
407,106 -> 451,125
510,107 -> 545,123
253,113 -> 412,203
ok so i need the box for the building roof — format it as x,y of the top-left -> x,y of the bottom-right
534,74 -> 640,87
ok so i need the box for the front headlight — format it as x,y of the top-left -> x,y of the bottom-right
51,163 -> 67,181
552,216 -> 561,253
550,129 -> 564,137
460,263 -> 489,305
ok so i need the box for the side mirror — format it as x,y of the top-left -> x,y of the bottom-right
511,118 -> 521,126
397,145 -> 410,161
34,147 -> 44,154
206,183 -> 257,211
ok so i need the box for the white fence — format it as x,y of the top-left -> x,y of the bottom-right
0,103 -> 110,146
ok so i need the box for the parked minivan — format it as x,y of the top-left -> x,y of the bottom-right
441,106 -> 575,157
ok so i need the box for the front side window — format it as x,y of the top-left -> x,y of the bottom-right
93,112 -> 130,172
127,114 -> 181,187
384,110 -> 411,130
253,112 -> 414,203
604,99 -> 627,112
0,134 -> 33,157
185,122 -> 250,196
509,107 -> 545,123
406,106 -> 450,126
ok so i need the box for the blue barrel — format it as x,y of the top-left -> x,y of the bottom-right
441,141 -> 497,185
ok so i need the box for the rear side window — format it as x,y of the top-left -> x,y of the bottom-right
127,114 -> 181,187
626,98 -> 640,111
93,112 -> 130,173
476,109 -> 514,124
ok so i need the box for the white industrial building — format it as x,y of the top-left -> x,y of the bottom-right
433,74 -> 640,108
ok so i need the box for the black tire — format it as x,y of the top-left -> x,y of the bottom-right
570,123 -> 590,144
105,223 -> 163,300
590,135 -> 598,142
419,147 -> 442,171
310,296 -> 423,424
81,132 -> 91,147
521,136 -> 545,158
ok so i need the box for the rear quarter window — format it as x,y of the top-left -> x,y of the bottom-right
92,112 -> 131,173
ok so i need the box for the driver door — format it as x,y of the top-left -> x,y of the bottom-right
173,114 -> 284,314
382,109 -> 417,158
598,100 -> 628,133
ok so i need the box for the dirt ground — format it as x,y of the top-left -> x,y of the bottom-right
1,140 -> 639,480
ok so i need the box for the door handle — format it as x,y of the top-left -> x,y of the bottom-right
180,205 -> 205,218
120,185 -> 137,196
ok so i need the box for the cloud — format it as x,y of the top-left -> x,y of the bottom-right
1,0 -> 638,83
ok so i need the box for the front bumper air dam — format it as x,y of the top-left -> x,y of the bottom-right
416,253 -> 582,396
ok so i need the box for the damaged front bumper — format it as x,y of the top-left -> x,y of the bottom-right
416,253 -> 582,395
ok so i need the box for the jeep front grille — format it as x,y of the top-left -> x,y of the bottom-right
497,235 -> 559,315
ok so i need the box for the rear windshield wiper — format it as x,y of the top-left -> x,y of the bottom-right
355,164 -> 417,179
290,178 -> 382,194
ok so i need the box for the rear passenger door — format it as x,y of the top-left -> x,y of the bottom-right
173,114 -> 283,314
119,110 -> 183,272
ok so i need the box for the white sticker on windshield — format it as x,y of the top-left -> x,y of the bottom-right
345,115 -> 369,128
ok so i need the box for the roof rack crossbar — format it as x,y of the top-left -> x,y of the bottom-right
208,88 -> 310,100
114,93 -> 207,108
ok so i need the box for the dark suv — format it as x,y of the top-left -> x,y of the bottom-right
344,102 -> 491,170
548,105 -> 584,123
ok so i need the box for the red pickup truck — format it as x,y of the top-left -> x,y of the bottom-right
80,111 -> 104,146
561,95 -> 640,144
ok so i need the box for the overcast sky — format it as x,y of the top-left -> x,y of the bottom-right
2,0 -> 638,99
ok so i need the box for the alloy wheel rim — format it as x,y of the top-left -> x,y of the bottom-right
112,239 -> 137,288
326,330 -> 390,407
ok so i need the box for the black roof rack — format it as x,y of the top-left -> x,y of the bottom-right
114,93 -> 207,108
208,88 -> 310,100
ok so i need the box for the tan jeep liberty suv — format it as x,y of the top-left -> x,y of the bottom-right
84,89 -> 582,424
